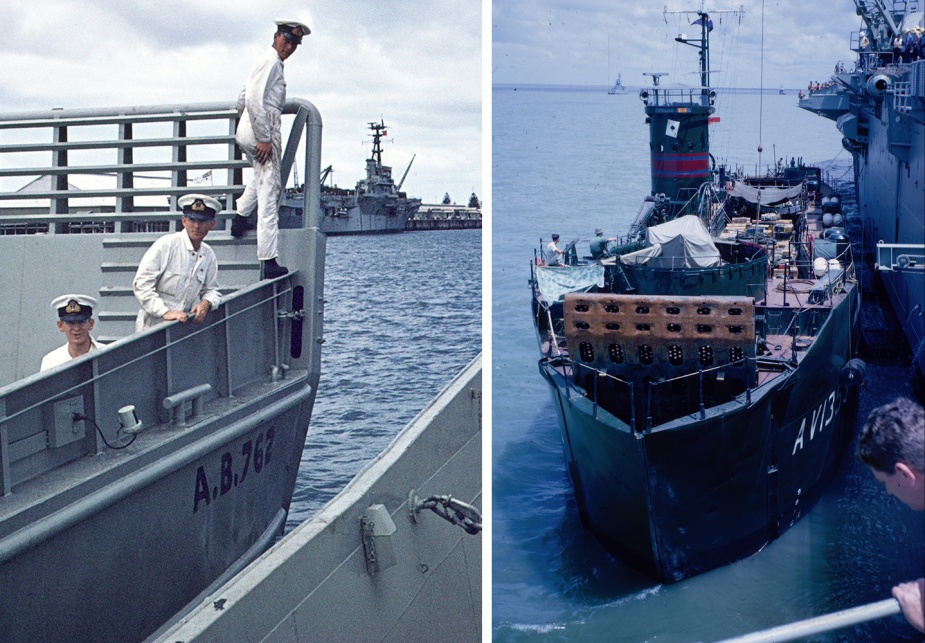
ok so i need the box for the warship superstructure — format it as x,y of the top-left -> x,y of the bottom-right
800,0 -> 924,388
280,120 -> 422,235
0,100 -> 326,640
609,73 -> 629,95
531,7 -> 865,582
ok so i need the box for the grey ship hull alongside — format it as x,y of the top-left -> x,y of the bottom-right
0,100 -> 326,641
280,120 -> 422,235
800,0 -> 925,387
154,356 -> 482,642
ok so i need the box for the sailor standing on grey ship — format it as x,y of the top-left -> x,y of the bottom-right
40,294 -> 101,371
230,19 -> 310,280
133,194 -> 222,332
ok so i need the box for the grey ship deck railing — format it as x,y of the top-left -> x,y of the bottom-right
0,274 -> 301,497
0,100 -> 321,232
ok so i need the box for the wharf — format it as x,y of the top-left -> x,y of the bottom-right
406,203 -> 481,230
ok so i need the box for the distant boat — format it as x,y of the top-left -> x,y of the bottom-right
779,86 -> 786,95
608,73 -> 628,95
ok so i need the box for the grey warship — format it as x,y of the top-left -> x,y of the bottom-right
531,7 -> 866,582
799,0 -> 925,388
280,120 -> 422,235
0,99 -> 325,641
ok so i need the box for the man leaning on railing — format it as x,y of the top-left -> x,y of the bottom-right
857,397 -> 925,634
132,194 -> 222,332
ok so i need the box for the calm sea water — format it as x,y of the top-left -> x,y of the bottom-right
285,229 -> 481,526
491,88 -> 924,641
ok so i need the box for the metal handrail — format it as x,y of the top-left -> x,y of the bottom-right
714,598 -> 902,643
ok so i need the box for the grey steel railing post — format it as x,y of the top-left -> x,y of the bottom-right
52,121 -> 68,220
629,382 -> 636,432
117,121 -> 135,224
172,118 -> 188,224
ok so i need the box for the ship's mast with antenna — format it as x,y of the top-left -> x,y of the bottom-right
663,2 -> 745,92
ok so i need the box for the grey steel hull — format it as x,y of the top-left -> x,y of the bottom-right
854,110 -> 925,380
154,356 -> 482,642
0,379 -> 312,642
799,52 -> 924,384
0,100 -> 327,641
280,192 -> 420,236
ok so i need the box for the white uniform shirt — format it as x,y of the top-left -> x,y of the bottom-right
40,338 -> 100,371
133,230 -> 221,332
236,47 -> 286,147
546,240 -> 563,265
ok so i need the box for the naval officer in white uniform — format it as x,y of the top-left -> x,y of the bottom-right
133,194 -> 222,332
41,294 -> 101,371
231,19 -> 310,280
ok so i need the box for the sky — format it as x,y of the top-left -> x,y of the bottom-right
492,0 -> 863,91
0,1 -> 482,205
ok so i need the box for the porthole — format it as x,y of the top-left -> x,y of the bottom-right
639,344 -> 654,365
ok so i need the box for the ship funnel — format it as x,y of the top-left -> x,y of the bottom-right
866,74 -> 892,96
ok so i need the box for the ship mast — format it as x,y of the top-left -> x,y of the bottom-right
639,3 -> 744,218
367,120 -> 387,165
663,2 -> 745,92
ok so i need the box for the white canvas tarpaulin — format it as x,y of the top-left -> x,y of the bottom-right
619,215 -> 722,268
727,182 -> 803,205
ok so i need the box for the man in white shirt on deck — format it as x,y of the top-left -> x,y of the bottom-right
231,19 -> 310,280
133,194 -> 222,332
40,294 -> 101,371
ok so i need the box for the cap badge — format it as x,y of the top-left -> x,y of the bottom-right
192,199 -> 205,212
65,301 -> 82,314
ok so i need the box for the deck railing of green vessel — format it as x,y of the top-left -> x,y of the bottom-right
543,352 -> 794,433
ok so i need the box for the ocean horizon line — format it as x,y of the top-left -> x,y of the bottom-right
493,82 -> 801,94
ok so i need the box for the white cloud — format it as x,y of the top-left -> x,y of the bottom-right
0,0 -> 481,205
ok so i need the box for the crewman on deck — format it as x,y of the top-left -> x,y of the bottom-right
40,294 -> 101,371
546,234 -> 565,266
589,228 -> 618,260
133,194 -> 222,332
857,397 -> 925,634
230,19 -> 311,280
